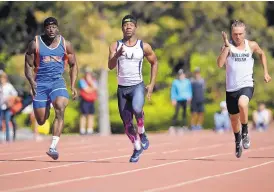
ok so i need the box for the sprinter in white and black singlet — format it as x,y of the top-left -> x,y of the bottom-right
217,20 -> 271,158
108,15 -> 158,163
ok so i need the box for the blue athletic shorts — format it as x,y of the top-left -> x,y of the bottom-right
33,78 -> 69,109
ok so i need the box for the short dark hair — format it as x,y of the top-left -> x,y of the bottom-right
121,15 -> 137,26
44,17 -> 58,27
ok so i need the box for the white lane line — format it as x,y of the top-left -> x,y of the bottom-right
144,160 -> 274,192
0,142 -> 173,164
0,142 -> 222,177
0,151 -> 155,178
162,144 -> 226,154
3,145 -> 274,192
1,152 -> 232,192
0,143 -> 108,156
0,150 -> 111,164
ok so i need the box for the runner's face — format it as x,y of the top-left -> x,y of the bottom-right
231,26 -> 245,45
122,22 -> 136,38
44,24 -> 58,39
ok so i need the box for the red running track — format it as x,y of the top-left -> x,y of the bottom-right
0,129 -> 273,192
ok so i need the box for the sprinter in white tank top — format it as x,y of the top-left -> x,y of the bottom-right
226,39 -> 254,92
217,20 -> 271,158
108,15 -> 158,163
115,39 -> 144,86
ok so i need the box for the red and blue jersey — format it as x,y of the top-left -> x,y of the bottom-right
34,35 -> 67,82
32,35 -> 69,109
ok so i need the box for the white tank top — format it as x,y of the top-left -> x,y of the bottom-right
226,39 -> 254,92
116,39 -> 144,86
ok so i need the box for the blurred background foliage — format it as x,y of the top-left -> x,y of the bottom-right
1,1 -> 274,133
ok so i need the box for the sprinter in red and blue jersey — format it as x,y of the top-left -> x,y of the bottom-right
24,17 -> 78,160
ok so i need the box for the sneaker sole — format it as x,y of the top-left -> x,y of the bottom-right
129,149 -> 144,163
129,158 -> 139,163
46,152 -> 59,160
236,147 -> 242,158
129,154 -> 141,163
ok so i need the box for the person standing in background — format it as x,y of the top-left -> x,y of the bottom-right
252,103 -> 272,132
0,70 -> 18,142
78,67 -> 98,135
214,101 -> 231,133
169,69 -> 192,133
190,67 -> 206,131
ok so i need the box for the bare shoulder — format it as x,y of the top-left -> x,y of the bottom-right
248,40 -> 260,50
64,38 -> 72,48
248,40 -> 258,46
109,41 -> 118,52
142,42 -> 154,56
248,40 -> 265,54
26,39 -> 36,54
30,39 -> 36,48
143,42 -> 152,50
61,35 -> 72,48
64,38 -> 75,53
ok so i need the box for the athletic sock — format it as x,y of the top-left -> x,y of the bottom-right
234,131 -> 241,143
50,136 -> 60,149
242,124 -> 248,136
138,126 -> 145,135
133,140 -> 141,150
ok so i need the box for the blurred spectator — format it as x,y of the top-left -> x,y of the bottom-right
10,89 -> 36,140
29,109 -> 47,141
23,102 -> 50,141
0,70 -> 18,142
214,101 -> 231,134
169,69 -> 192,134
78,67 -> 98,135
190,67 -> 206,131
252,103 -> 272,132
